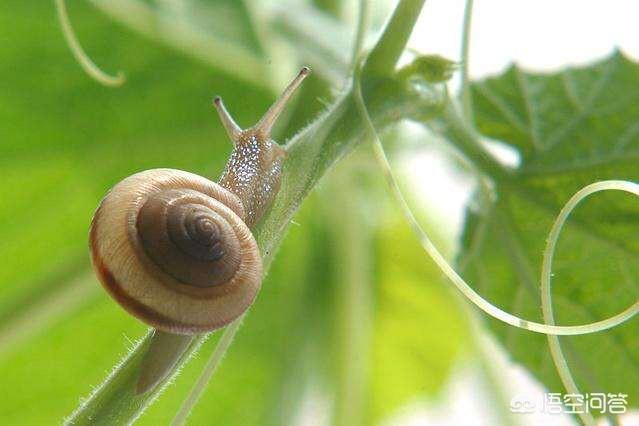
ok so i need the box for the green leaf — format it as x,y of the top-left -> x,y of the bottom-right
460,51 -> 639,406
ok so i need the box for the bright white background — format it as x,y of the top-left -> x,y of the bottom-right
411,0 -> 639,78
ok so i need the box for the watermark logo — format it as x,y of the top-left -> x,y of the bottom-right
510,393 -> 628,415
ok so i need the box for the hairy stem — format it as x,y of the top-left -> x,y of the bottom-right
66,79 -> 443,424
66,0 -> 439,421
171,319 -> 244,425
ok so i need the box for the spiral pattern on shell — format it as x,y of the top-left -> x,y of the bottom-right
89,169 -> 263,334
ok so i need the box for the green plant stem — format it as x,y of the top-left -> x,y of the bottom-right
66,80 -> 443,424
67,0 -> 445,421
436,99 -> 511,181
68,1 -> 639,423
363,0 -> 427,75
66,330 -> 200,425
171,318 -> 243,425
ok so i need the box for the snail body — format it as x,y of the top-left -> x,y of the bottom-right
89,68 -> 309,335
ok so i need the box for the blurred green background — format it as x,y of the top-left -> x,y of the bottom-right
8,0 -> 639,424
0,1 -> 473,424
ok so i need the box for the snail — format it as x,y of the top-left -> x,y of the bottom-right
89,67 -> 310,335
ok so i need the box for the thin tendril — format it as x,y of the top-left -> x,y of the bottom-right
353,80 -> 638,335
460,0 -> 474,122
350,1 -> 635,421
540,181 -> 639,426
171,318 -> 243,426
54,0 -> 125,87
459,2 -> 622,422
351,0 -> 369,69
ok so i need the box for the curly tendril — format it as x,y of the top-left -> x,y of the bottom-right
540,180 -> 639,426
353,80 -> 638,336
354,78 -> 636,426
54,0 -> 125,87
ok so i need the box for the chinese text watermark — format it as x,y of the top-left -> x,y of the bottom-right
510,393 -> 628,415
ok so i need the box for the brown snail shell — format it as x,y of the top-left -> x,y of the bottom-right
89,169 -> 262,334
